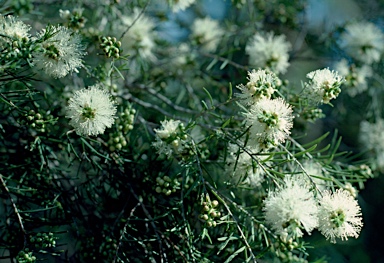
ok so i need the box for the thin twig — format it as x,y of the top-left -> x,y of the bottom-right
113,202 -> 141,263
119,1 -> 151,40
127,182 -> 167,263
205,182 -> 258,263
0,174 -> 27,246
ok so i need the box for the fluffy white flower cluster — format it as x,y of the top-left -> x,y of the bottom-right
246,32 -> 291,74
66,84 -> 117,136
33,25 -> 86,78
244,97 -> 294,149
191,17 -> 224,52
264,177 -> 363,242
169,0 -> 196,12
152,119 -> 189,158
264,176 -> 319,239
304,68 -> 345,104
340,21 -> 384,65
317,189 -> 363,243
236,69 -> 281,106
334,59 -> 372,97
359,119 -> 384,171
235,69 -> 294,151
0,15 -> 31,46
120,8 -> 157,61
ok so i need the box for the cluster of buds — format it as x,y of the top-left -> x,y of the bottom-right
16,249 -> 36,263
155,175 -> 181,196
99,237 -> 117,260
354,164 -> 373,178
301,108 -> 325,122
22,108 -> 53,133
278,232 -> 300,251
2,37 -> 33,61
199,196 -> 221,227
108,106 -> 136,152
322,82 -> 342,104
100,36 -> 121,59
29,232 -> 57,248
60,8 -> 87,30
81,237 -> 97,261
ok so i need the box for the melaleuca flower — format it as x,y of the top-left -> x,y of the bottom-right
304,68 -> 345,104
191,17 -> 224,52
263,177 -> 318,239
152,119 -> 189,158
290,160 -> 329,192
339,21 -> 384,64
244,97 -> 294,149
0,15 -> 31,46
236,69 -> 281,106
317,189 -> 363,243
169,0 -> 195,12
33,25 -> 86,78
226,143 -> 267,187
245,32 -> 291,74
359,119 -> 384,171
120,8 -> 156,61
65,84 -> 117,136
334,59 -> 372,97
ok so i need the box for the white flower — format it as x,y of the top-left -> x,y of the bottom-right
33,25 -> 85,78
65,84 -> 117,136
317,189 -> 363,243
152,119 -> 188,158
339,21 -> 384,64
359,119 -> 384,152
245,32 -> 291,74
226,143 -> 267,187
244,97 -> 294,149
291,160 -> 329,192
0,15 -> 31,46
263,177 -> 318,238
359,119 -> 384,171
334,59 -> 372,97
120,8 -> 156,60
155,119 -> 182,139
304,68 -> 345,104
236,69 -> 281,106
191,17 -> 224,52
169,0 -> 195,12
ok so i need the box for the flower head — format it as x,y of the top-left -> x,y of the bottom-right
244,97 -> 294,149
66,84 -> 117,136
304,68 -> 345,104
359,119 -> 384,171
246,32 -> 291,74
317,189 -> 363,243
191,17 -> 224,52
236,69 -> 281,106
334,59 -> 372,97
33,25 -> 85,78
120,8 -> 156,60
169,0 -> 195,12
0,15 -> 31,46
263,176 -> 318,238
339,21 -> 384,64
152,119 -> 189,158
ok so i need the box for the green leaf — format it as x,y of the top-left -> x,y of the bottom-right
201,228 -> 212,244
224,246 -> 246,263
217,234 -> 239,254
